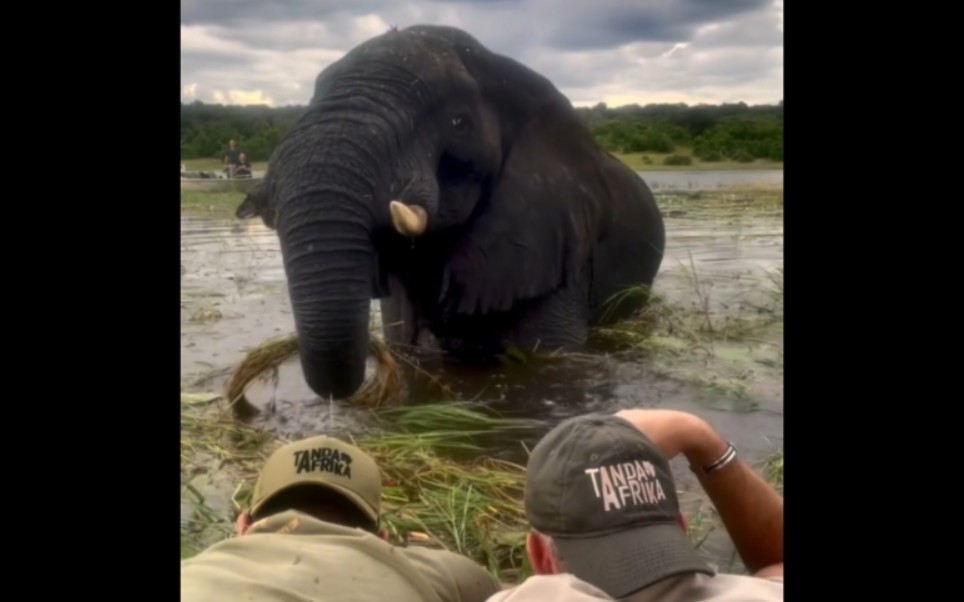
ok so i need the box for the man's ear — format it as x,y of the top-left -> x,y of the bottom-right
526,531 -> 559,575
236,511 -> 254,535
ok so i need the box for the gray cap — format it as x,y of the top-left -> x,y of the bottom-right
524,413 -> 715,598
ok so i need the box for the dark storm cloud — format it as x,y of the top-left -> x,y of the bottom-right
181,52 -> 252,71
696,17 -> 782,49
212,21 -> 345,53
180,0 -> 386,25
181,0 -> 526,27
180,0 -> 782,106
540,0 -> 772,50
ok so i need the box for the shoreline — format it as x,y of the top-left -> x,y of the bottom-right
181,158 -> 784,175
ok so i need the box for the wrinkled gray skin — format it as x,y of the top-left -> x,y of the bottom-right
237,25 -> 666,400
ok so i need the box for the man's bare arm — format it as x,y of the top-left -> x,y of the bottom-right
614,410 -> 783,579
687,419 -> 782,577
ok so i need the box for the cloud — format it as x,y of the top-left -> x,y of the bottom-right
180,0 -> 782,107
211,89 -> 276,105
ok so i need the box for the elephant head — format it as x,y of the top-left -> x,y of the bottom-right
237,25 -> 626,400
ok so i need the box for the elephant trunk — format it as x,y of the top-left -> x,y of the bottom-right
275,128 -> 380,400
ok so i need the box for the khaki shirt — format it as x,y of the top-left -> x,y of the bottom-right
486,572 -> 783,602
181,510 -> 502,602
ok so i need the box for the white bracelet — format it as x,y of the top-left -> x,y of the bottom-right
691,442 -> 737,476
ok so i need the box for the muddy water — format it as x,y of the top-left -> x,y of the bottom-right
181,182 -> 783,572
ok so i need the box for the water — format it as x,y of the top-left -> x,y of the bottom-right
635,169 -> 783,192
181,172 -> 783,572
180,179 -> 784,460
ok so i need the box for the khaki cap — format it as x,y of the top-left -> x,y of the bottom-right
249,435 -> 381,525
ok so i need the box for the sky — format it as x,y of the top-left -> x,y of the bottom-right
181,0 -> 783,109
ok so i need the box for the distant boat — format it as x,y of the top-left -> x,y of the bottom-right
181,170 -> 263,192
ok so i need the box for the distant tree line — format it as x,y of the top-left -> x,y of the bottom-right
181,99 -> 783,164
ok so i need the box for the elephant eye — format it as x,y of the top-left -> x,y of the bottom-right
451,115 -> 470,133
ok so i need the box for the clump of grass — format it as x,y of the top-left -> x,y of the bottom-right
656,188 -> 784,214
763,448 -> 783,493
181,392 -> 276,472
369,401 -> 541,443
223,335 -> 299,416
591,262 -> 783,356
223,334 -> 407,416
590,291 -> 677,349
181,535 -> 199,559
359,427 -> 533,581
181,392 -> 281,554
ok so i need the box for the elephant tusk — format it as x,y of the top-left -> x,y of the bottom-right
389,200 -> 428,237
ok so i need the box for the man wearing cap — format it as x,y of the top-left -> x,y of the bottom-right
487,409 -> 783,601
181,434 -> 503,602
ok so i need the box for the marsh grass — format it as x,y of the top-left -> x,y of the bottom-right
180,392 -> 274,469
180,186 -> 784,578
763,448 -> 784,494
610,151 -> 782,172
224,320 -> 413,418
181,391 -> 276,556
181,190 -> 247,218
655,188 -> 784,215
587,189 -> 783,404
181,394 -> 784,580
588,266 -> 782,407
183,158 -> 270,172
354,404 -> 542,580
181,395 -> 543,581
590,263 -> 782,358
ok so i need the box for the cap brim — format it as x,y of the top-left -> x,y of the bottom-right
249,480 -> 379,526
550,523 -> 714,599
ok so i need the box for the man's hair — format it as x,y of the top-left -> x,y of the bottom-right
251,483 -> 379,533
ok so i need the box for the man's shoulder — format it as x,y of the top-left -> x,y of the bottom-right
181,532 -> 446,602
705,572 -> 783,591
398,546 -> 502,602
487,574 -> 616,601
634,572 -> 782,602
398,546 -> 488,573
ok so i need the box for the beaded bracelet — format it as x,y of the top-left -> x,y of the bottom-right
691,442 -> 738,476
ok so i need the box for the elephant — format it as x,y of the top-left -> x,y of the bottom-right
236,25 -> 666,400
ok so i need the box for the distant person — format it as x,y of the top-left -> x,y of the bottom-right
486,409 -> 783,601
235,152 -> 252,178
223,139 -> 242,177
181,434 -> 503,602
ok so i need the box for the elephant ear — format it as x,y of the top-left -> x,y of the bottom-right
439,109 -> 586,316
439,39 -> 593,315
